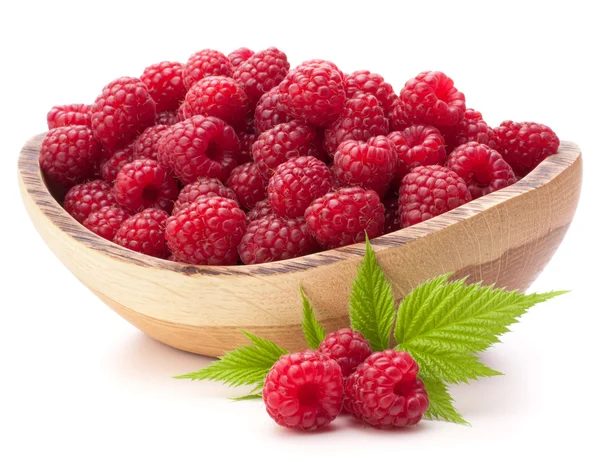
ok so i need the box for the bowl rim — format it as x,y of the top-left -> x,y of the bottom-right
18,133 -> 581,276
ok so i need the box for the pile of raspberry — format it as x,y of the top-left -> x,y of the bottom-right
41,47 -> 560,265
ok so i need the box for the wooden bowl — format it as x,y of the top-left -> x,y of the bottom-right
18,134 -> 582,356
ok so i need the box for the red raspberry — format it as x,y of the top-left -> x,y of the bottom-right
333,136 -> 396,197
388,125 -> 446,183
158,115 -> 240,184
183,49 -> 233,89
228,47 -> 254,69
238,131 -> 258,164
388,99 -> 412,131
298,59 -> 343,76
155,110 -> 179,126
399,71 -> 466,127
238,216 -> 317,264
252,120 -> 323,178
173,177 -> 238,215
165,196 -> 246,265
442,108 -> 497,153
113,159 -> 178,213
63,179 -> 117,223
345,350 -> 429,428
233,47 -> 290,106
323,93 -> 389,155
400,165 -> 472,227
263,350 -> 344,431
254,88 -> 293,132
184,76 -> 249,129
277,63 -> 346,126
100,144 -> 134,182
114,208 -> 170,258
317,328 -> 372,377
304,187 -> 385,249
39,125 -> 100,187
345,70 -> 397,112
226,162 -> 266,211
383,195 -> 401,233
446,142 -> 517,198
47,104 -> 91,129
267,156 -> 332,218
132,124 -> 169,161
83,205 -> 130,241
177,102 -> 188,122
140,61 -> 186,112
246,199 -> 274,222
493,121 -> 560,176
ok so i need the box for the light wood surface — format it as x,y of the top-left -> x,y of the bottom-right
18,134 -> 583,357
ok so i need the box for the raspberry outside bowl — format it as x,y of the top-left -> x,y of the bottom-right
18,134 -> 582,356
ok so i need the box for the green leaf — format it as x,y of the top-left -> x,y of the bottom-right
349,237 -> 397,351
174,331 -> 288,387
300,286 -> 326,349
422,378 -> 468,425
230,394 -> 263,402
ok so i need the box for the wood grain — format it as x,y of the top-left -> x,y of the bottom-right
18,134 -> 583,356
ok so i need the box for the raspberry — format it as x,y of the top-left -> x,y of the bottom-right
263,350 -> 343,431
140,61 -> 186,112
63,179 -> 117,223
345,350 -> 429,428
323,93 -> 389,155
100,144 -> 134,182
277,63 -> 346,126
238,216 -> 317,264
383,195 -> 401,233
387,125 -> 446,183
228,47 -> 254,69
267,156 -> 332,218
83,205 -> 130,241
226,162 -> 266,210
91,77 -> 156,151
177,102 -> 188,122
298,59 -> 343,76
114,208 -> 170,258
246,199 -> 274,222
493,121 -> 560,176
345,70 -> 397,112
39,125 -> 100,187
388,99 -> 412,131
238,131 -> 258,164
47,104 -> 91,129
132,124 -> 169,161
252,120 -> 323,178
304,187 -> 385,249
113,159 -> 178,213
233,47 -> 290,105
442,108 -> 497,154
173,177 -> 238,215
254,88 -> 293,132
398,71 -> 466,127
317,328 -> 372,377
165,196 -> 246,265
333,136 -> 396,197
400,165 -> 472,227
183,49 -> 233,89
158,115 -> 240,184
184,76 -> 249,129
446,142 -> 517,198
155,110 -> 179,126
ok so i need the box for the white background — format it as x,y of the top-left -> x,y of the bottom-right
1,1 -> 599,460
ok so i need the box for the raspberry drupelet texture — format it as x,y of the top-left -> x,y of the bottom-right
183,49 -> 234,89
304,186 -> 385,249
383,195 -> 401,233
493,121 -> 560,176
132,124 -> 169,161
254,88 -> 293,132
317,328 -> 372,377
446,142 -> 517,198
83,205 -> 130,241
177,102 -> 189,122
238,131 -> 258,164
267,156 -> 332,218
113,159 -> 178,213
165,196 -> 246,265
297,59 -> 344,76
252,120 -> 323,178
238,216 -> 317,264
226,162 -> 266,211
155,110 -> 179,126
63,179 -> 117,223
158,115 -> 240,184
388,99 -> 412,131
140,61 -> 186,112
263,350 -> 344,431
172,177 -> 238,215
345,70 -> 397,112
47,104 -> 91,129
246,199 -> 274,222
100,143 -> 134,182
228,47 -> 254,69
323,93 -> 390,155
400,165 -> 472,227
40,125 -> 101,187
90,77 -> 156,151
333,136 -> 397,197
442,108 -> 497,154
399,71 -> 466,127
345,350 -> 429,428
114,208 -> 170,258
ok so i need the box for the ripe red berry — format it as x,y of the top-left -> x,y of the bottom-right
246,199 -> 274,222
226,162 -> 266,211
47,104 -> 91,129
233,47 -> 290,105
173,177 -> 238,215
100,143 -> 134,182
317,328 -> 372,377
155,110 -> 179,126
63,179 -> 117,223
442,108 -> 497,154
263,350 -> 344,431
140,61 -> 186,112
400,165 -> 472,227
114,208 -> 170,258
132,124 -> 169,161
304,187 -> 385,249
388,98 -> 412,131
345,70 -> 397,112
183,49 -> 233,89
254,88 -> 293,132
228,47 -> 254,69
83,205 -> 130,241
238,131 -> 258,164
298,59 -> 343,76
